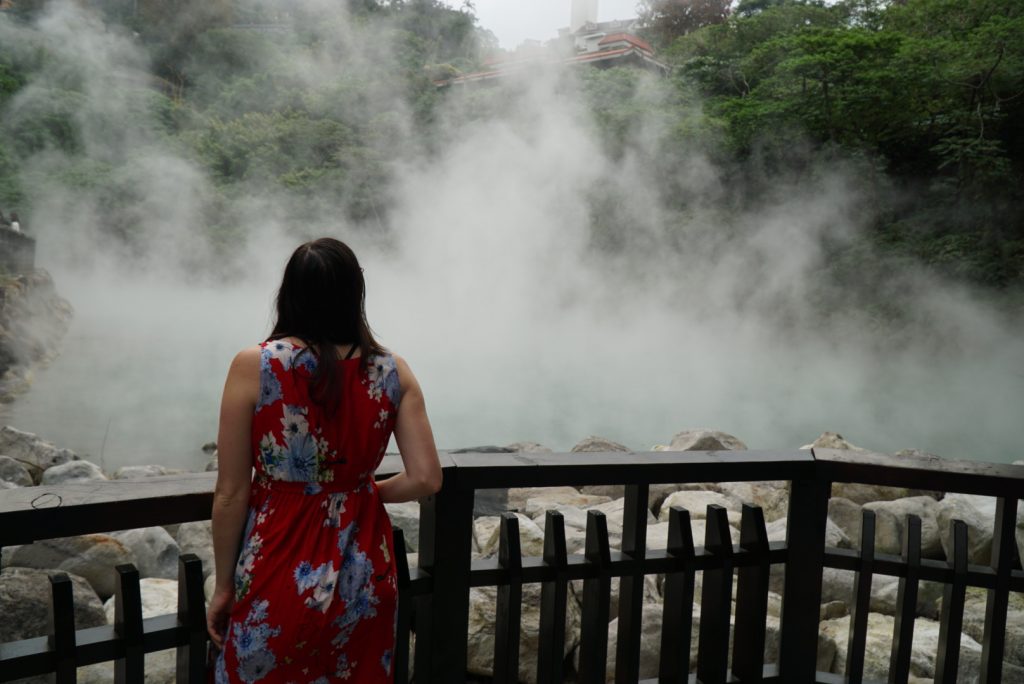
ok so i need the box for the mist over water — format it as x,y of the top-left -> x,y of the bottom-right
4,2 -> 1024,470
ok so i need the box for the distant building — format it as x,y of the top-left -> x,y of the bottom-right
438,0 -> 667,87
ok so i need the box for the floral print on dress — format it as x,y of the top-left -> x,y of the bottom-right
218,339 -> 400,682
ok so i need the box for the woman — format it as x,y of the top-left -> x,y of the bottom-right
207,238 -> 442,683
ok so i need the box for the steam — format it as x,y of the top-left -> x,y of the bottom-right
3,2 -> 1022,471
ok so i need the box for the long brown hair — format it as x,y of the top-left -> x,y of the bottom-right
268,238 -> 384,411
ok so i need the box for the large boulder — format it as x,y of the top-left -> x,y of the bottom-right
175,521 -> 214,580
0,454 -> 33,486
112,464 -> 184,479
658,490 -> 740,526
7,534 -> 135,599
79,579 -> 180,683
828,497 -> 863,548
959,587 -> 1024,669
0,567 -> 106,641
937,494 -> 1001,565
864,496 -> 943,558
505,441 -> 553,453
40,459 -> 107,485
385,501 -> 421,553
466,581 -> 581,683
667,429 -> 747,452
766,517 -> 849,549
109,527 -> 181,580
715,481 -> 789,522
0,425 -> 77,483
573,437 -> 631,498
524,490 -> 612,519
477,513 -> 545,558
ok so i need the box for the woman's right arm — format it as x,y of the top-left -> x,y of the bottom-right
377,355 -> 442,503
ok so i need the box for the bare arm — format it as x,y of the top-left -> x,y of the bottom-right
377,355 -> 442,503
207,346 -> 259,647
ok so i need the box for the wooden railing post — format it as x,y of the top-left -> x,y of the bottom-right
175,554 -> 207,683
980,496 -> 1019,684
113,564 -> 144,684
696,505 -> 734,684
493,513 -> 523,684
935,520 -> 969,684
50,573 -> 77,683
537,511 -> 569,684
732,504 -> 770,682
889,514 -> 922,684
578,510 -> 612,684
778,468 -> 830,681
615,483 -> 649,684
392,528 -> 413,684
846,510 -> 877,683
414,465 -> 474,683
658,507 -> 696,684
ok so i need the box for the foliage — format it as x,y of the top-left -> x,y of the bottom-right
639,0 -> 732,47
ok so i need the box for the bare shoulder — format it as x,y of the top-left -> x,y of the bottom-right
391,353 -> 421,395
231,345 -> 262,372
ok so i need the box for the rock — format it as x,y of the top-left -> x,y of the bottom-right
473,516 -> 502,556
766,517 -> 850,549
112,464 -> 184,479
205,451 -> 219,471
7,534 -> 135,599
466,582 -> 581,683
599,601 -> 669,680
205,574 -> 216,603
820,601 -> 848,621
864,496 -> 943,558
385,501 -> 421,553
571,436 -> 630,453
937,493 -> 1002,565
802,432 -> 864,451
0,479 -> 17,489
0,425 -> 78,482
828,497 -> 863,548
176,521 -> 214,580
109,527 -> 181,580
509,486 -> 591,512
0,567 -> 106,641
870,577 -> 944,619
831,481 -> 926,506
478,513 -> 545,558
505,441 -> 553,453
79,579 -> 181,683
667,429 -> 748,452
0,454 -> 33,486
658,490 -> 740,526
821,612 -> 984,681
524,491 -> 612,519
40,459 -> 107,485
960,588 -> 1024,669
716,481 -> 789,522
201,441 -> 217,453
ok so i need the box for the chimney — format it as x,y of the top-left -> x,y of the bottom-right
570,0 -> 598,33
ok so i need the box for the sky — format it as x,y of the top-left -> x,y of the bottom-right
470,0 -> 642,49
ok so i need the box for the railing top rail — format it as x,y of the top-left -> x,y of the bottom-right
814,448 -> 1024,498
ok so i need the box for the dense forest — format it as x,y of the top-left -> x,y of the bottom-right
1,0 -> 1022,301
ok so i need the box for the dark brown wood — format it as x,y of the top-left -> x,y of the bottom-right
935,520 -> 969,684
175,553 -> 207,683
392,528 -> 412,684
888,514 -> 921,684
778,470 -> 831,682
615,483 -> 649,684
113,564 -> 144,684
578,510 -> 612,684
980,496 -> 1018,684
846,509 -> 876,683
493,513 -> 523,684
732,504 -> 770,682
413,467 -> 475,684
50,573 -> 76,683
696,505 -> 734,684
537,510 -> 569,684
658,506 -> 696,684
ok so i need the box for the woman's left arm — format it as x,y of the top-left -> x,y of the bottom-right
207,346 -> 260,648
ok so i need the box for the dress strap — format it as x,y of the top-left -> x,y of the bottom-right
344,344 -> 358,360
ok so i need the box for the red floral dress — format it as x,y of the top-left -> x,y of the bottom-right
215,340 -> 401,683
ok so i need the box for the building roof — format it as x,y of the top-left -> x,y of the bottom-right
597,32 -> 654,54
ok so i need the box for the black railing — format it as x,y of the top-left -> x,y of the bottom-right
0,449 -> 1022,683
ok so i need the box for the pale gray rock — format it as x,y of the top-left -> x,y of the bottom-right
959,587 -> 1024,669
478,513 -> 544,558
0,567 -> 106,641
766,516 -> 850,549
0,479 -> 18,489
39,459 -> 107,485
7,534 -> 134,599
827,497 -> 863,548
175,521 -> 214,580
821,612 -> 984,681
802,431 -> 864,451
869,576 -> 943,619
473,516 -> 502,556
571,436 -> 630,453
0,425 -> 78,483
667,429 -> 748,452
819,601 -> 848,621
0,454 -> 33,486
80,580 -> 180,683
864,496 -> 943,557
505,441 -> 553,453
109,527 -> 180,580
385,501 -> 421,553
205,451 -> 219,471
112,464 -> 184,479
937,493 -> 999,565
658,490 -> 740,526
715,481 -> 789,522
524,490 -> 611,519
466,582 -> 581,683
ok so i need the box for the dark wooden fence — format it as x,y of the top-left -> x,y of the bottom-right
0,449 -> 1021,683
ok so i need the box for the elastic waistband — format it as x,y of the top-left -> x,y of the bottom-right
253,475 -> 374,495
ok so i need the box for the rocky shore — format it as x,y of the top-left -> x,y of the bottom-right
0,270 -> 73,403
1,427 -> 1023,683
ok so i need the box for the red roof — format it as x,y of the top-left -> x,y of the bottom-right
597,33 -> 653,54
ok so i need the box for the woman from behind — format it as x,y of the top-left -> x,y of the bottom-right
207,237 -> 442,683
